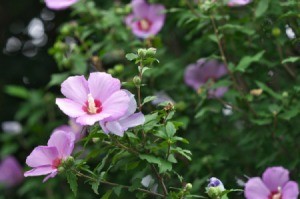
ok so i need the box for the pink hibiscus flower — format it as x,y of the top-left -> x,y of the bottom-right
24,130 -> 75,182
245,166 -> 299,199
56,72 -> 130,126
227,0 -> 252,7
45,0 -> 79,10
125,0 -> 166,39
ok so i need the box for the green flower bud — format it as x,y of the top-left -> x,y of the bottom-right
92,137 -> 100,143
272,27 -> 281,37
282,91 -> 288,97
185,183 -> 193,191
133,76 -> 141,87
107,69 -> 115,75
57,166 -> 65,173
137,48 -> 147,57
114,64 -> 124,73
64,156 -> 74,168
146,48 -> 157,56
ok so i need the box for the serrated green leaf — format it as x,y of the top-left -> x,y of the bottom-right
255,81 -> 282,100
235,51 -> 265,72
101,190 -> 113,199
142,96 -> 157,105
255,0 -> 270,18
47,72 -> 69,88
139,154 -> 172,173
66,172 -> 78,196
282,56 -> 300,64
5,85 -> 29,99
166,122 -> 176,137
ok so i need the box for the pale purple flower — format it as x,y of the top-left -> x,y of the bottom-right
45,0 -> 79,10
125,0 -> 166,39
56,72 -> 130,126
24,130 -> 75,182
99,91 -> 145,137
227,0 -> 252,7
55,118 -> 85,142
245,166 -> 299,199
1,121 -> 22,134
208,177 -> 225,191
0,156 -> 24,187
184,59 -> 228,98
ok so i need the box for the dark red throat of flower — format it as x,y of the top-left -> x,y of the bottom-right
137,18 -> 152,32
52,158 -> 62,169
82,94 -> 103,114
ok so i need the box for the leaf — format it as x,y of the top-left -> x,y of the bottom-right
71,55 -> 87,74
235,51 -> 265,72
47,73 -> 70,87
255,0 -> 270,18
4,85 -> 29,99
141,67 -> 151,75
279,108 -> 300,120
101,190 -> 113,199
219,24 -> 255,36
138,154 -> 172,173
125,53 -> 138,61
166,122 -> 176,137
142,96 -> 157,105
255,81 -> 282,100
282,56 -> 300,64
66,172 -> 78,196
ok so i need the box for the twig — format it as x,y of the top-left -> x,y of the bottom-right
276,44 -> 296,79
150,165 -> 168,197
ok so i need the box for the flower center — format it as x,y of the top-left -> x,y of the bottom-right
52,158 -> 62,169
269,187 -> 282,199
137,19 -> 152,31
82,94 -> 102,114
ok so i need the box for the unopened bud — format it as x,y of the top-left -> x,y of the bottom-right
114,64 -> 124,73
272,27 -> 281,37
206,177 -> 225,199
146,48 -> 157,56
282,91 -> 288,97
57,166 -> 65,173
65,156 -> 74,167
137,49 -> 147,57
92,137 -> 100,143
107,69 -> 115,75
133,76 -> 141,87
185,183 -> 193,191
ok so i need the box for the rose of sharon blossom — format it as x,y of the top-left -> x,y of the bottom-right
227,0 -> 252,7
56,72 -> 130,126
125,0 -> 166,39
0,156 -> 24,187
45,0 -> 79,10
24,130 -> 75,182
100,91 -> 145,137
184,59 -> 228,98
245,166 -> 299,199
55,118 -> 85,142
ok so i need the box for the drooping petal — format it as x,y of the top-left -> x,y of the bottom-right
282,181 -> 299,199
56,98 -> 86,118
244,177 -> 270,199
119,112 -> 145,130
24,166 -> 56,177
262,167 -> 289,192
87,72 -> 121,102
26,146 -> 58,167
101,90 -> 130,121
61,75 -> 88,104
105,121 -> 124,136
45,0 -> 79,10
43,171 -> 58,182
47,130 -> 75,159
76,112 -> 110,126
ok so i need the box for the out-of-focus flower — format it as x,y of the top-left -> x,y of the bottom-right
245,166 -> 299,199
24,130 -> 75,182
285,25 -> 296,39
206,177 -> 225,198
184,59 -> 228,98
0,156 -> 24,187
55,118 -> 85,142
1,121 -> 22,134
100,91 -> 145,137
152,91 -> 175,106
56,72 -> 130,126
125,0 -> 166,39
250,88 -> 263,96
45,0 -> 78,10
227,0 -> 252,7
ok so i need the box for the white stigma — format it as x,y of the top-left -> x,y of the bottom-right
87,94 -> 97,114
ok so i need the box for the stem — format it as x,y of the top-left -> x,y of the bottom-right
150,165 -> 168,197
276,43 -> 296,79
73,170 -> 164,198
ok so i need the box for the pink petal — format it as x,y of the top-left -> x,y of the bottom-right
105,121 -> 124,136
102,90 -> 130,121
147,4 -> 166,22
87,72 -> 121,102
99,121 -> 110,134
48,130 -> 75,159
43,171 -> 58,182
122,90 -> 138,118
0,156 -> 23,187
56,98 -> 86,118
26,146 -> 58,167
45,0 -> 79,10
119,112 -> 145,130
125,14 -> 134,27
282,181 -> 299,199
76,112 -> 110,126
132,0 -> 149,18
61,75 -> 88,104
244,177 -> 270,199
24,166 -> 56,177
262,167 -> 289,192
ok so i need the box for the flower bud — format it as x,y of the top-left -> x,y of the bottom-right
114,64 -> 124,73
107,69 -> 115,75
185,183 -> 193,191
146,48 -> 157,56
92,137 -> 100,143
133,76 -> 141,87
57,166 -> 65,173
272,27 -> 281,37
206,177 -> 225,199
64,156 -> 75,168
137,49 -> 147,57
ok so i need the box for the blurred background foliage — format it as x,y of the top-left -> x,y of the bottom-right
1,0 -> 300,198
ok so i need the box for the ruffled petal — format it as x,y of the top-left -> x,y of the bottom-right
87,72 -> 121,102
105,121 -> 124,136
282,181 -> 299,199
47,130 -> 75,159
61,75 -> 88,104
26,146 -> 58,167
102,90 -> 130,121
24,166 -> 56,177
262,166 -> 289,192
244,177 -> 270,199
119,112 -> 145,130
56,98 -> 86,118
